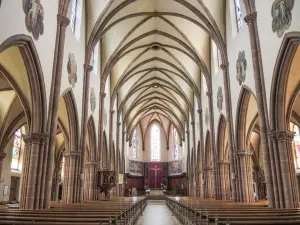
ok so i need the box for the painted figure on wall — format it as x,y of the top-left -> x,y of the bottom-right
67,53 -> 77,88
236,50 -> 247,86
90,87 -> 96,113
271,0 -> 294,38
23,0 -> 44,40
217,86 -> 223,112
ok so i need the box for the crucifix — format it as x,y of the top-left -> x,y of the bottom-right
150,165 -> 160,188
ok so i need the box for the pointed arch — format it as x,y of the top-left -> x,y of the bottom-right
204,130 -> 212,166
102,130 -> 108,167
270,32 -> 300,130
87,116 -> 97,161
0,34 -> 47,134
60,88 -> 79,152
217,114 -> 227,161
235,86 -> 256,150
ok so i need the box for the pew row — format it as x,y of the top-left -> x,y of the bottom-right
166,197 -> 300,225
0,197 -> 147,225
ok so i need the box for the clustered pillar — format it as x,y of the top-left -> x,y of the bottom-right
217,160 -> 230,200
269,131 -> 300,208
20,133 -> 48,210
203,166 -> 213,198
62,152 -> 81,203
235,150 -> 254,203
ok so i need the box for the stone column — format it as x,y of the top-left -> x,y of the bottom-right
0,152 -> 7,184
235,150 -> 254,202
51,167 -> 61,201
203,166 -> 213,198
116,122 -> 121,197
218,160 -> 230,200
220,64 -> 237,202
207,91 -> 219,199
63,151 -> 81,203
197,109 -> 204,198
79,64 -> 93,203
243,10 -> 275,208
98,92 -> 106,165
86,161 -> 97,201
269,131 -> 300,208
43,14 -> 70,209
108,110 -> 115,170
20,133 -> 48,210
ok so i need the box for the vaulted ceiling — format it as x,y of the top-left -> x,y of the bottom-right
87,0 -> 225,141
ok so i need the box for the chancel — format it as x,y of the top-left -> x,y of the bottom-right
0,0 -> 300,224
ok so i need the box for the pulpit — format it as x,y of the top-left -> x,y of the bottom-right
97,170 -> 116,200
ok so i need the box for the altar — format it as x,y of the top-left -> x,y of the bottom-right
148,189 -> 164,196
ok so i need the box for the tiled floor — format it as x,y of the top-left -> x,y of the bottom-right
137,200 -> 181,225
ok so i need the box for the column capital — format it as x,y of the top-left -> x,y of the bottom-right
110,109 -> 115,114
197,109 -> 202,114
186,130 -> 189,134
100,92 -> 106,98
217,160 -> 230,165
191,121 -> 195,126
203,166 -> 212,170
206,91 -> 212,97
118,122 -> 121,126
244,11 -> 257,25
84,64 -> 93,72
166,146 -> 169,150
57,14 -> 70,26
64,151 -> 81,158
22,133 -> 48,145
268,130 -> 294,142
220,63 -> 229,71
86,161 -> 98,166
122,131 -> 126,135
235,149 -> 253,157
0,152 -> 6,160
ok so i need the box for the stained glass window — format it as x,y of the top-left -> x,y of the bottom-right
174,128 -> 179,159
132,128 -> 137,159
70,0 -> 77,33
61,157 -> 65,180
234,0 -> 242,33
11,129 -> 21,169
151,124 -> 160,161
213,43 -> 222,73
293,125 -> 300,168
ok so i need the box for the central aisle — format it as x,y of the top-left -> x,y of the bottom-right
137,200 -> 181,225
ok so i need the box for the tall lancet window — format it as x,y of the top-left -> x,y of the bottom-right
174,128 -> 179,159
70,0 -> 77,33
234,0 -> 243,32
11,129 -> 21,170
151,124 -> 160,161
132,128 -> 137,159
293,124 -> 300,168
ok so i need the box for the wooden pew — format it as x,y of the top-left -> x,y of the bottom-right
166,196 -> 300,225
0,197 -> 147,225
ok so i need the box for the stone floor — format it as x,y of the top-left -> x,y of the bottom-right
137,200 -> 181,225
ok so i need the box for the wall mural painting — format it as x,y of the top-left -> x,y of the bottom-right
23,0 -> 44,40
205,107 -> 209,126
168,160 -> 183,175
271,0 -> 294,38
236,50 -> 247,86
217,86 -> 223,112
128,160 -> 144,176
67,53 -> 77,88
90,87 -> 96,113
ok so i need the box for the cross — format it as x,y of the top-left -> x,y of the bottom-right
150,165 -> 160,188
